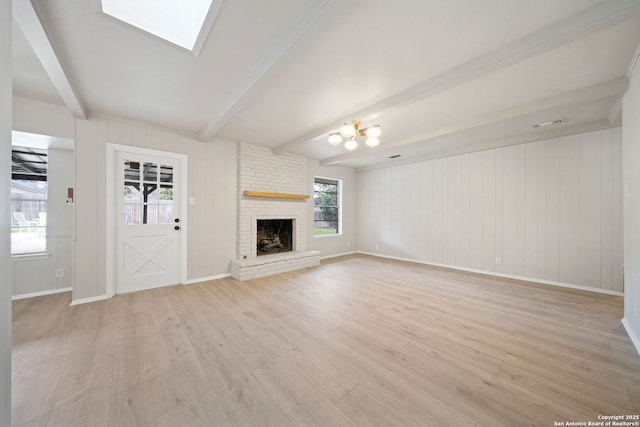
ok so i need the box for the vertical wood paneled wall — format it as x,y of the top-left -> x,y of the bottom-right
622,55 -> 640,346
358,129 -> 623,293
74,115 -> 237,301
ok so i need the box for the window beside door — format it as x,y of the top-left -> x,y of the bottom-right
11,146 -> 48,255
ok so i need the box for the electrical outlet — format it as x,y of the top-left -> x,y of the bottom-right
55,268 -> 64,278
495,257 -> 502,265
375,244 -> 380,251
347,241 -> 351,247
634,301 -> 637,316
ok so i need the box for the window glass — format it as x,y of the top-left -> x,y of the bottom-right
314,177 -> 341,236
11,146 -> 48,255
124,159 -> 174,225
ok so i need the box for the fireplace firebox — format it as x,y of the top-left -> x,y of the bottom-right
257,219 -> 293,256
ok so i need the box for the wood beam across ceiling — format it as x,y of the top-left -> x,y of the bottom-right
13,0 -> 86,119
197,0 -> 330,141
274,0 -> 640,158
320,78 -> 629,166
354,119 -> 613,173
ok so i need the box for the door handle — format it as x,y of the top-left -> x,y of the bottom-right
174,225 -> 180,231
174,218 -> 180,223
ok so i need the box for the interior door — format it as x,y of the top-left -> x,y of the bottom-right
115,150 -> 182,294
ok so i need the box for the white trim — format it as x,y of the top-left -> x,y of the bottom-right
11,252 -> 51,261
184,273 -> 231,284
105,144 -> 115,297
627,40 -> 640,77
320,251 -> 357,260
622,318 -> 640,355
357,251 -> 624,296
12,287 -> 71,301
191,0 -> 224,57
106,144 -> 188,297
70,294 -> 112,306
607,94 -> 623,126
314,175 -> 343,235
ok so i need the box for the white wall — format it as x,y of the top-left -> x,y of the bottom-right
358,128 -> 623,293
1,0 -> 12,422
74,115 -> 237,302
622,50 -> 640,350
186,135 -> 237,281
12,148 -> 74,297
12,97 -> 74,140
307,159 -> 358,258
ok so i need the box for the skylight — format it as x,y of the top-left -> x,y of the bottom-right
101,0 -> 216,51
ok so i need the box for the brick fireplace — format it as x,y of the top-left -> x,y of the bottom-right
230,143 -> 320,281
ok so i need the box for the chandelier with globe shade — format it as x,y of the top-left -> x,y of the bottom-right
328,120 -> 381,150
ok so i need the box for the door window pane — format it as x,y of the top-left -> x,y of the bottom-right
145,204 -> 158,225
145,184 -> 159,201
124,158 -> 176,225
143,162 -> 157,182
124,204 -> 141,224
160,165 -> 173,184
124,183 -> 140,202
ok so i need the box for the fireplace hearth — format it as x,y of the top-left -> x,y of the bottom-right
257,219 -> 293,256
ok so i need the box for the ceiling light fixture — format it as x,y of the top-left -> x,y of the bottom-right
328,120 -> 381,150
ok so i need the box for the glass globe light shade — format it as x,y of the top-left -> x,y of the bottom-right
328,133 -> 342,145
340,123 -> 356,138
365,137 -> 380,147
365,125 -> 381,138
344,139 -> 358,150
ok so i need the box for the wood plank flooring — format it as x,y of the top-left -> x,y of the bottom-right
12,254 -> 640,426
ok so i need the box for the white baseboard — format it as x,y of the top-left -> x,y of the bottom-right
69,275 -> 232,305
320,251 -> 358,260
184,273 -> 231,285
622,318 -> 640,355
70,294 -> 112,306
12,287 -> 72,301
357,251 -> 624,296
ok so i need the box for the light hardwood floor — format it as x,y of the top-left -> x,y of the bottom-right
12,254 -> 640,426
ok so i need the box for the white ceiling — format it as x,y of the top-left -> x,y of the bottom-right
11,0 -> 640,169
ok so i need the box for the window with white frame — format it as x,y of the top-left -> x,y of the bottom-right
314,177 -> 341,236
11,146 -> 48,255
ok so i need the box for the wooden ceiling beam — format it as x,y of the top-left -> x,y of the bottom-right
275,0 -> 640,158
13,0 -> 87,119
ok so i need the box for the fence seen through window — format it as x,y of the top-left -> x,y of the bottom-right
314,177 -> 340,235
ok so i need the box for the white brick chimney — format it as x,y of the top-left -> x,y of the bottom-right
231,143 -> 319,280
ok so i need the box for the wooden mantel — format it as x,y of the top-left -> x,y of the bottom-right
243,191 -> 309,200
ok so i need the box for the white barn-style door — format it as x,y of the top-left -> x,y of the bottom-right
114,149 -> 185,294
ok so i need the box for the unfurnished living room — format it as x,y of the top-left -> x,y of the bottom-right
3,0 -> 640,426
